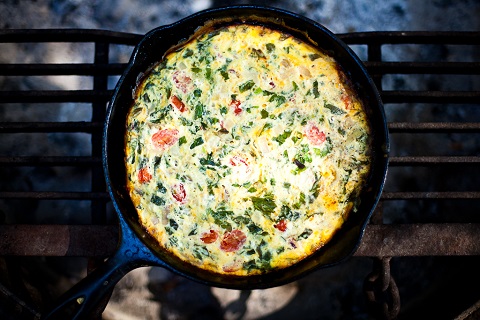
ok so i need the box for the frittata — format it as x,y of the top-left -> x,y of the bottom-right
125,24 -> 371,276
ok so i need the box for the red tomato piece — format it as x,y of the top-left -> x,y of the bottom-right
152,128 -> 179,149
229,155 -> 248,167
274,219 -> 287,232
305,122 -> 326,146
220,229 -> 247,252
341,93 -> 353,110
200,230 -> 218,244
171,95 -> 186,112
138,167 -> 152,184
172,70 -> 192,93
230,99 -> 242,115
172,183 -> 186,204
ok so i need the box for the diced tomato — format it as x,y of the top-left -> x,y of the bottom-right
230,99 -> 242,115
172,70 -> 192,93
305,122 -> 326,146
171,183 -> 186,204
274,219 -> 287,232
229,155 -> 248,167
171,95 -> 186,112
200,230 -> 218,244
152,128 -> 179,149
341,93 -> 353,110
137,167 -> 152,184
220,229 -> 246,252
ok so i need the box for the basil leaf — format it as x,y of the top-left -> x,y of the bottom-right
325,103 -> 345,115
239,80 -> 255,93
251,196 -> 276,215
151,194 -> 165,206
190,137 -> 204,149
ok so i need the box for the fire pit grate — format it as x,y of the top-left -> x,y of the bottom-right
0,29 -> 479,319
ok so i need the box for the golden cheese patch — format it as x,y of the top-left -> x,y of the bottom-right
125,24 -> 371,276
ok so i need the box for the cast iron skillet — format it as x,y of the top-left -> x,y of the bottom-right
43,5 -> 389,319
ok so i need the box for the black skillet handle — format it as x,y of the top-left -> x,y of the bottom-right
42,217 -> 165,320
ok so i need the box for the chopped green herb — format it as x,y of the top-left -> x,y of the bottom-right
309,53 -> 321,61
239,80 -> 255,92
178,136 -> 187,146
251,196 -> 276,215
193,245 -> 209,260
260,109 -> 269,119
292,81 -> 299,91
205,68 -> 213,81
190,137 -> 204,149
207,207 -> 233,231
220,106 -> 228,115
151,194 -> 165,206
266,43 -> 275,53
279,205 -> 300,221
194,103 -> 204,120
251,48 -> 265,59
183,48 -> 194,58
273,130 -> 292,145
313,80 -> 320,98
269,93 -> 286,106
157,182 -> 167,193
298,228 -> 313,240
193,88 -> 202,97
325,103 -> 346,115
199,152 -> 219,167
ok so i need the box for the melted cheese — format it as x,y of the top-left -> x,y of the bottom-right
125,24 -> 371,276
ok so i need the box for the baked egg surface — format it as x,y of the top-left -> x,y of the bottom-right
125,24 -> 371,275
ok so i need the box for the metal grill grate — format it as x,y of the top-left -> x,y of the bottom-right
0,30 -> 479,319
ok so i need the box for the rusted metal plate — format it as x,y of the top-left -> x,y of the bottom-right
0,224 -> 479,257
356,224 -> 480,256
0,225 -> 118,257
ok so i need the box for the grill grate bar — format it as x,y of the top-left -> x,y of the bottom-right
0,191 -> 110,200
389,156 -> 480,166
0,63 -> 128,76
0,28 -> 142,44
381,90 -> 480,104
1,224 -> 478,257
0,121 -> 103,133
338,31 -> 480,45
365,61 -> 480,75
388,122 -> 480,133
382,192 -> 480,200
0,156 -> 102,166
0,90 -> 112,103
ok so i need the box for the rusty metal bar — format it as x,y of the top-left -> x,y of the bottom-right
0,29 -> 141,44
389,156 -> 480,166
338,31 -> 480,45
381,90 -> 480,104
382,192 -> 480,200
0,63 -> 127,76
0,224 -> 478,257
91,41 -> 109,225
0,121 -> 103,133
388,122 -> 480,133
0,156 -> 101,166
364,61 -> 480,75
356,224 -> 480,257
0,192 -> 109,200
0,90 -> 112,103
0,225 -> 118,257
